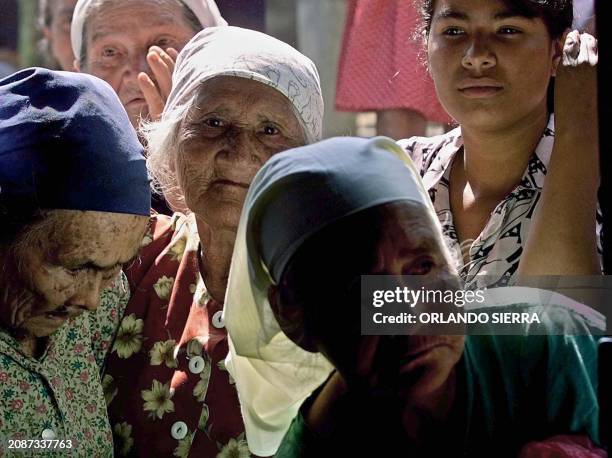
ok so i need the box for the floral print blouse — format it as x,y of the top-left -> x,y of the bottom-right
399,115 -> 603,288
104,213 -> 248,458
0,274 -> 129,458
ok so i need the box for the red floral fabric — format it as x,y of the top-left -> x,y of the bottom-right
104,214 -> 248,457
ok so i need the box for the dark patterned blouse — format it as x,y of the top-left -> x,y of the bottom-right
398,116 -> 603,289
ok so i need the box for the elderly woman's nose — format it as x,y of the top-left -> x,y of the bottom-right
68,272 -> 103,312
225,130 -> 265,164
125,53 -> 153,79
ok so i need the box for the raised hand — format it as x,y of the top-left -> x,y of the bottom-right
517,30 -> 600,277
137,46 -> 179,121
554,30 -> 598,144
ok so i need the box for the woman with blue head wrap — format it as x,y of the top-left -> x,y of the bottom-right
0,67 -> 150,455
223,137 -> 602,457
223,135 -> 457,456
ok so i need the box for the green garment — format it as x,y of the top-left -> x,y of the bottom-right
0,274 -> 129,458
276,303 -> 600,457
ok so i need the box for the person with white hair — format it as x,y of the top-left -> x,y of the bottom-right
70,0 -> 226,128
101,26 -> 324,457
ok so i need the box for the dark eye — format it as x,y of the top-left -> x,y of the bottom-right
66,267 -> 85,276
101,47 -> 118,58
498,27 -> 521,35
156,37 -> 171,48
262,125 -> 280,135
204,118 -> 225,128
443,27 -> 465,36
404,258 -> 435,276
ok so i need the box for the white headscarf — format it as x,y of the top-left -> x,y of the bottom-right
164,26 -> 324,142
223,136 -> 439,456
70,0 -> 227,60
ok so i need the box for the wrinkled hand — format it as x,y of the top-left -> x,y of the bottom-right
554,30 -> 598,142
137,46 -> 179,121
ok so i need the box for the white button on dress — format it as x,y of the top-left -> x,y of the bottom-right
212,311 -> 224,329
189,356 -> 206,374
171,421 -> 188,440
41,428 -> 56,440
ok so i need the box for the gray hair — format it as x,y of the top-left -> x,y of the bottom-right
141,102 -> 189,212
77,0 -> 201,66
38,0 -> 55,29
143,83 -> 309,213
143,26 -> 323,212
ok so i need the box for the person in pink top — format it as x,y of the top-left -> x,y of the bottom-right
336,0 -> 453,139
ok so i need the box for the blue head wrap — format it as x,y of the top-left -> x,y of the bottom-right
0,68 -> 151,236
248,136 -> 436,285
223,136 -> 438,457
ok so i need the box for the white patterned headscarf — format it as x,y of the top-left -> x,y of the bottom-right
165,26 -> 324,142
70,0 -> 227,61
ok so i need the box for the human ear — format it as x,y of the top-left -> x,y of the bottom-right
268,285 -> 318,352
551,30 -> 569,77
267,285 -> 302,330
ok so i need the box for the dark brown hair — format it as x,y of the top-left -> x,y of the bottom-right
415,0 -> 573,113
416,0 -> 573,39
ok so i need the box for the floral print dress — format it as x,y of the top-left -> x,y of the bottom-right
104,213 -> 248,458
0,274 -> 130,458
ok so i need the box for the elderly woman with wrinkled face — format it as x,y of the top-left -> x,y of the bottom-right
0,68 -> 150,455
102,26 -> 323,457
71,0 -> 226,128
223,136 -> 602,457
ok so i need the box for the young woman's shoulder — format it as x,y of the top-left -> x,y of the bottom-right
397,127 -> 462,175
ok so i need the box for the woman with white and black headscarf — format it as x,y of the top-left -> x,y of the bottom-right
102,26 -> 323,457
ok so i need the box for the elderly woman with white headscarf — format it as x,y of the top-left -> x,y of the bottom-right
70,0 -> 226,128
102,26 -> 323,457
